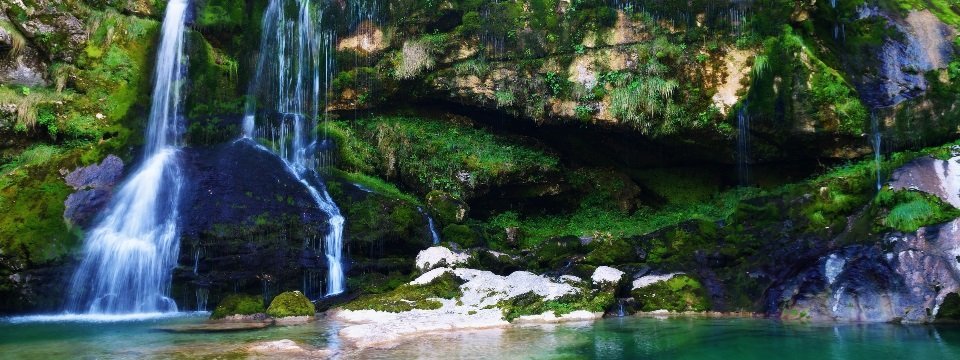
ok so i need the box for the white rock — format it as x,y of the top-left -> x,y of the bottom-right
415,246 -> 470,271
559,275 -> 583,283
247,339 -> 334,358
591,266 -> 625,285
410,267 -> 453,285
335,268 -> 585,347
632,273 -> 683,290
454,269 -> 577,308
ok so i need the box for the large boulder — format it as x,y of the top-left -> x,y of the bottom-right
4,0 -> 88,62
63,155 -> 124,227
176,140 -> 332,308
415,246 -> 470,272
775,222 -> 960,323
266,291 -> 316,319
631,273 -> 710,312
0,14 -> 48,86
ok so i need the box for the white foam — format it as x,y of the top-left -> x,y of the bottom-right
3,311 -> 207,324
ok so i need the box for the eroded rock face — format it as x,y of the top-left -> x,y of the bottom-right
337,21 -> 385,54
415,246 -> 470,272
776,225 -> 960,323
63,155 -> 124,227
3,0 -> 88,62
854,9 -> 955,107
0,14 -> 48,86
889,155 -> 960,207
175,140 -> 332,308
776,156 -> 960,322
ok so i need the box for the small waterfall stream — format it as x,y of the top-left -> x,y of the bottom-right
736,103 -> 750,186
418,207 -> 441,245
243,0 -> 346,296
871,113 -> 883,190
66,0 -> 190,314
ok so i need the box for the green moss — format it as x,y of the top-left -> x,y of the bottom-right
876,188 -> 960,232
342,271 -> 464,312
631,274 -> 710,312
266,291 -> 316,318
210,294 -> 265,319
498,288 -> 614,322
334,169 -> 422,206
584,236 -> 636,265
185,31 -> 243,119
337,116 -> 559,199
442,224 -> 480,248
937,292 -> 960,321
196,0 -> 246,30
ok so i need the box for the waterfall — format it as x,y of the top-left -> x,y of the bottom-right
736,103 -> 750,186
427,216 -> 441,245
243,0 -> 346,296
66,0 -> 189,314
419,207 -> 441,245
871,113 -> 883,190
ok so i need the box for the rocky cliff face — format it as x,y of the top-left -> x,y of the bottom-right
3,0 -> 960,316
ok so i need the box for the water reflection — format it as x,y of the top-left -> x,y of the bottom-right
2,315 -> 960,359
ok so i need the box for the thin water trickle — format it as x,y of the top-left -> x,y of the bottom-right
244,0 -> 346,296
418,207 -> 441,245
67,0 -> 190,314
737,103 -> 750,186
872,113 -> 883,190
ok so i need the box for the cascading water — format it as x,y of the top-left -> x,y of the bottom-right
66,0 -> 189,314
871,112 -> 883,190
736,103 -> 750,186
418,207 -> 441,245
243,0 -> 346,296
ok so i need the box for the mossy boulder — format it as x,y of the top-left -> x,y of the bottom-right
442,224 -> 481,248
266,291 -> 316,318
341,271 -> 464,313
937,293 -> 960,322
427,190 -> 469,224
210,294 -> 265,320
498,289 -> 615,322
631,274 -> 710,312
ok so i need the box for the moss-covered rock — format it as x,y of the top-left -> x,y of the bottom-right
937,293 -> 960,322
631,274 -> 710,312
266,291 -> 316,318
498,288 -> 614,322
210,294 -> 265,320
341,271 -> 464,313
442,224 -> 481,248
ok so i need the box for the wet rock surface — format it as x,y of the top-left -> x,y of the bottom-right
775,156 -> 960,323
63,155 -> 124,227
3,0 -> 88,62
853,9 -> 955,107
174,140 -> 331,308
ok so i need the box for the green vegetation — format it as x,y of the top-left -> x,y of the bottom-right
498,288 -> 614,321
631,274 -> 710,312
327,116 -> 559,199
937,292 -> 960,321
333,170 -> 422,206
342,271 -> 464,312
876,188 -> 960,232
266,291 -> 316,318
210,294 -> 265,319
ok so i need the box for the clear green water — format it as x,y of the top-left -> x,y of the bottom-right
2,314 -> 959,359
